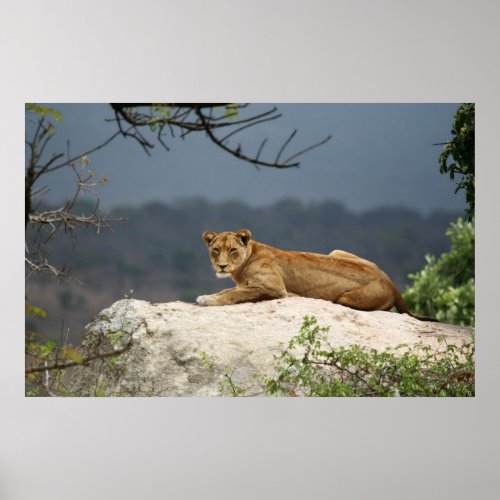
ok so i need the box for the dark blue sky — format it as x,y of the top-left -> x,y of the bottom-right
28,103 -> 464,214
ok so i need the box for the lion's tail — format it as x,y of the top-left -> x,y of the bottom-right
391,285 -> 439,322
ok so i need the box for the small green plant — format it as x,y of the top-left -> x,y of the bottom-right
265,316 -> 474,397
199,350 -> 215,370
403,218 -> 474,326
219,370 -> 248,397
198,350 -> 249,396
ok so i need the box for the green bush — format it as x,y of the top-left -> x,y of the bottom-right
439,103 -> 475,221
265,316 -> 474,397
403,218 -> 474,326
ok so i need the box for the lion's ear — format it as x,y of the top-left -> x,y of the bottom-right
236,229 -> 252,246
202,230 -> 217,246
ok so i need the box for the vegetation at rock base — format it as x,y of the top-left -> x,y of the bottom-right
264,316 -> 474,397
25,296 -> 135,397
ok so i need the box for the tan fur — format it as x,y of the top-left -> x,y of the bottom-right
196,229 -> 436,321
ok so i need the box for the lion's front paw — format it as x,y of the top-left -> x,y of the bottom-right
196,294 -> 217,306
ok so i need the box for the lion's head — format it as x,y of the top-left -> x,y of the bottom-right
202,229 -> 252,278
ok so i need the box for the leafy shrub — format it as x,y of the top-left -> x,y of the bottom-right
265,316 -> 474,397
403,218 -> 474,326
439,103 -> 475,221
25,298 -> 134,397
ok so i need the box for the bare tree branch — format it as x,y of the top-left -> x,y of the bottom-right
219,112 -> 282,143
276,129 -> 297,164
25,112 -> 125,281
195,106 -> 298,169
283,134 -> 333,165
256,138 -> 268,164
44,130 -> 123,174
108,103 -> 332,169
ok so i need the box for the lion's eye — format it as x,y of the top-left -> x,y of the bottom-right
230,248 -> 238,254
212,248 -> 220,255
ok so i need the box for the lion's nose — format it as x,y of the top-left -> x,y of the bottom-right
219,264 -> 227,271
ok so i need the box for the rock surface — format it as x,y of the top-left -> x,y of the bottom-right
69,298 -> 474,396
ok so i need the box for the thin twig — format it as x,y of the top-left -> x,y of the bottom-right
276,129 -> 297,164
283,134 -> 332,164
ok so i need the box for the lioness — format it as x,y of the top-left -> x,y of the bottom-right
196,229 -> 437,322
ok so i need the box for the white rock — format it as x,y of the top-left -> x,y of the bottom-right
69,298 -> 474,397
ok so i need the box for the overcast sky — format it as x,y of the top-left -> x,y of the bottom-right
27,103 -> 465,214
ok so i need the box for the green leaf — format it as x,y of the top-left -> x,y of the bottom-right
25,103 -> 62,122
25,303 -> 47,318
39,340 -> 56,357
